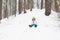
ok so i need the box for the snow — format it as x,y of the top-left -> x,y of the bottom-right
0,9 -> 60,40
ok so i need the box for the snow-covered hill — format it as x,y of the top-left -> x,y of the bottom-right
0,9 -> 60,40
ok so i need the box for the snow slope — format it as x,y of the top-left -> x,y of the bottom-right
0,9 -> 60,40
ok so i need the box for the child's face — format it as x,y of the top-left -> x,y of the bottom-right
32,19 -> 35,21
32,18 -> 35,21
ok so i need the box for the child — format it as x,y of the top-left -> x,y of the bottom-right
29,17 -> 37,27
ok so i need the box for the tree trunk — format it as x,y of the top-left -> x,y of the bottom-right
45,0 -> 51,16
37,0 -> 39,9
30,0 -> 33,11
27,0 -> 29,9
58,0 -> 60,12
4,0 -> 8,18
51,0 -> 55,11
24,0 -> 26,13
11,0 -> 16,16
54,0 -> 59,12
0,0 -> 2,20
8,0 -> 11,16
41,0 -> 43,9
19,0 -> 23,14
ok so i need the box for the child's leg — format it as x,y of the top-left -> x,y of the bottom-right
32,24 -> 37,27
29,24 -> 37,27
29,25 -> 32,27
29,24 -> 34,27
35,24 -> 37,27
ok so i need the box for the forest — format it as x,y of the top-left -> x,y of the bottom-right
0,0 -> 60,21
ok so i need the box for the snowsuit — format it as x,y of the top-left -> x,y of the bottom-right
31,23 -> 37,27
29,21 -> 37,27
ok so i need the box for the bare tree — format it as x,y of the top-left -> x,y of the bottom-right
37,0 -> 39,9
51,0 -> 55,11
54,0 -> 59,12
8,0 -> 11,16
4,0 -> 8,18
11,0 -> 16,16
19,0 -> 23,14
30,0 -> 33,11
45,0 -> 51,16
0,0 -> 2,21
24,0 -> 26,13
58,0 -> 60,12
41,0 -> 43,9
27,0 -> 29,9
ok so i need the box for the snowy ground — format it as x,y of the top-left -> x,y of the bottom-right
0,9 -> 60,40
